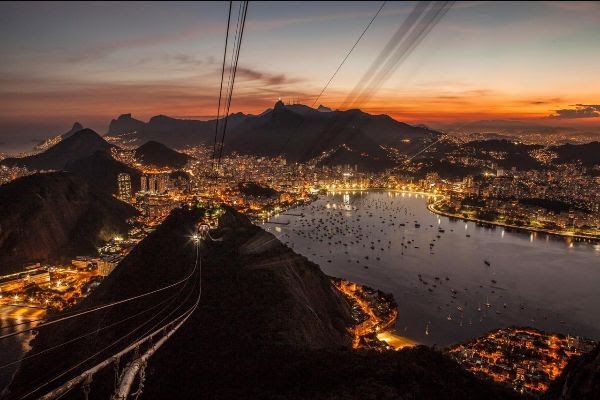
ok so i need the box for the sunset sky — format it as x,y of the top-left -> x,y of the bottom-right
1,1 -> 599,150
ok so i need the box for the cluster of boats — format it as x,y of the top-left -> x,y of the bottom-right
266,194 -> 566,340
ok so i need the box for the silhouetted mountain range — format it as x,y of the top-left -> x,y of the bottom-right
0,172 -> 136,274
2,129 -> 114,171
106,102 -> 439,170
134,140 -> 192,169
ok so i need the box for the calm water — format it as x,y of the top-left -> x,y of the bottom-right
263,191 -> 600,347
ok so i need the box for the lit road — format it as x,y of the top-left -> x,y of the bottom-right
376,331 -> 418,350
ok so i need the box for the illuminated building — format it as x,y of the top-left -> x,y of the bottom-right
148,175 -> 157,193
117,173 -> 132,201
157,173 -> 169,194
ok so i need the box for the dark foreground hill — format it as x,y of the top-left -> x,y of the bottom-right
0,172 -> 136,274
134,140 -> 192,169
545,343 -> 600,400
7,207 -> 520,400
1,129 -> 114,171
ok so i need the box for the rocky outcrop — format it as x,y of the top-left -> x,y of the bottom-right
107,113 -> 146,136
0,172 -> 136,273
61,122 -> 84,139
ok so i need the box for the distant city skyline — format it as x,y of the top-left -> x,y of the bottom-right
1,1 -> 599,150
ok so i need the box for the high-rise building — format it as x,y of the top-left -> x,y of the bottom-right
117,173 -> 132,201
157,173 -> 169,194
141,175 -> 148,192
148,175 -> 157,193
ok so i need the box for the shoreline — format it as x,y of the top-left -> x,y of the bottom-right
427,199 -> 600,242
322,188 -> 598,243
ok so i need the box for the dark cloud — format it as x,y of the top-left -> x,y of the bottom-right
548,104 -> 600,119
235,67 -> 300,86
529,97 -> 562,105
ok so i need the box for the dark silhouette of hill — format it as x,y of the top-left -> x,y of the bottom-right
65,151 -> 142,195
417,158 -> 485,179
463,139 -> 542,170
0,172 -> 136,274
544,343 -> 600,400
319,145 -> 394,172
134,140 -> 192,169
107,113 -> 247,148
8,207 -> 520,400
238,181 -> 279,198
107,113 -> 146,136
551,141 -> 600,167
1,129 -> 114,171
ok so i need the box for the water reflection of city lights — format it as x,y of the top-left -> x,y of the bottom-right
343,194 -> 350,205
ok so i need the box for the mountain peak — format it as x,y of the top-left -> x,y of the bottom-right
1,128 -> 113,171
274,99 -> 285,111
108,113 -> 146,136
135,140 -> 191,169
69,128 -> 101,139
317,105 -> 332,112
